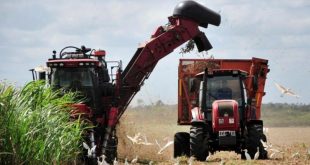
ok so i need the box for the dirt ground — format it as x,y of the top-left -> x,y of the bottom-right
116,109 -> 310,164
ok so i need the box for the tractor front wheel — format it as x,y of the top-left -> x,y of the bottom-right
190,124 -> 208,161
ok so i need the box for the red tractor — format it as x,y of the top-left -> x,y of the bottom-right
31,1 -> 221,163
174,58 -> 270,160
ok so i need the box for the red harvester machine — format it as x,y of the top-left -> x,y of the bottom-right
31,1 -> 221,163
174,58 -> 270,160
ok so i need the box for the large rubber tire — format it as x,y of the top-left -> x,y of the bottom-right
190,125 -> 208,161
242,124 -> 268,159
174,132 -> 190,157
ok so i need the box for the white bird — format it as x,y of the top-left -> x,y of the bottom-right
148,160 -> 154,165
206,152 -> 211,161
274,82 -> 300,98
260,139 -> 272,150
82,142 -> 96,157
254,147 -> 259,160
138,135 -> 154,145
97,155 -> 109,165
127,132 -> 141,144
124,157 -> 129,165
113,158 -> 118,165
155,139 -> 174,154
243,149 -> 252,161
268,147 -> 283,159
131,155 -> 138,164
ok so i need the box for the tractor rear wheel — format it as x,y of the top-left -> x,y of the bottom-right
190,124 -> 208,161
242,123 -> 268,159
174,132 -> 190,157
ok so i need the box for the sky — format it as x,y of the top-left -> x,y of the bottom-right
0,0 -> 309,105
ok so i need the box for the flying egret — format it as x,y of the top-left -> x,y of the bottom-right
127,132 -> 141,144
138,135 -> 154,145
260,139 -> 272,150
274,82 -> 300,98
155,139 -> 174,154
82,142 -> 96,157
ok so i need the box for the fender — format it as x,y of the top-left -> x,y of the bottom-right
191,107 -> 205,123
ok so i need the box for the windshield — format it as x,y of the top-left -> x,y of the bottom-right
206,75 -> 243,107
51,68 -> 94,88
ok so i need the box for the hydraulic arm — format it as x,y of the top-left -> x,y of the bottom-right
117,1 -> 221,119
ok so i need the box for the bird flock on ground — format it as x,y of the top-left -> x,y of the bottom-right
126,132 -> 174,155
82,128 -> 309,164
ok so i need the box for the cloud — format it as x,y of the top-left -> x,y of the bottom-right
0,0 -> 309,104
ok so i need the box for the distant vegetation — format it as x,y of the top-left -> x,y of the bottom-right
128,101 -> 310,127
262,103 -> 310,127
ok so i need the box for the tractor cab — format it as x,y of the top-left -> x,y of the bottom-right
196,69 -> 248,148
197,69 -> 247,118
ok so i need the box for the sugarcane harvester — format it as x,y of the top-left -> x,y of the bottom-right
30,1 -> 221,163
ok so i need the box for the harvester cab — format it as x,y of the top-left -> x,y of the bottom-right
46,46 -> 114,114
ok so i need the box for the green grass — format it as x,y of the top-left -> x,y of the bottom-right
0,81 -> 87,164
